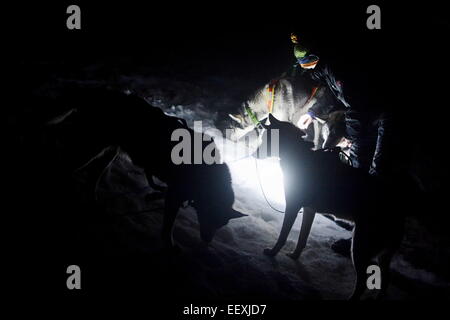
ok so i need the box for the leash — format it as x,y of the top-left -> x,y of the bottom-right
315,147 -> 353,167
303,86 -> 319,109
244,80 -> 285,213
339,149 -> 353,167
243,78 -> 279,127
254,156 -> 285,214
220,121 -> 285,213
267,80 -> 278,113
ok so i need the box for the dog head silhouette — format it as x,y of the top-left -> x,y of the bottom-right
254,113 -> 314,160
190,163 -> 246,243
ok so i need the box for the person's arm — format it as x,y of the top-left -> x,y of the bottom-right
309,82 -> 347,119
298,86 -> 321,129
298,86 -> 340,129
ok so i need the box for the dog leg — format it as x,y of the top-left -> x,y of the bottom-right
162,189 -> 182,250
264,202 -> 301,257
375,250 -> 394,300
349,226 -> 371,300
287,207 -> 315,260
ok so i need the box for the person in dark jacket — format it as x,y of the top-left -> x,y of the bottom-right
297,63 -> 348,132
298,59 -> 393,177
294,48 -> 396,257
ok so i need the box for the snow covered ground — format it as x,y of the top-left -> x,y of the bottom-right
23,57 -> 444,300
72,67 -> 447,300
94,129 -> 355,300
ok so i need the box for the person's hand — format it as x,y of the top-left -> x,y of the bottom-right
298,113 -> 313,130
337,137 -> 352,149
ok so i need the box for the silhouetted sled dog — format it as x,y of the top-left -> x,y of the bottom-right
255,114 -> 405,300
50,89 -> 246,248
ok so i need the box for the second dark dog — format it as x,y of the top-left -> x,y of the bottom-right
49,89 -> 246,248
256,114 -> 405,299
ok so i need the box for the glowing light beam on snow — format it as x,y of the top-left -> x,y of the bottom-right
215,136 -> 286,211
254,157 -> 286,206
226,156 -> 286,209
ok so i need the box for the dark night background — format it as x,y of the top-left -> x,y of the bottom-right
10,1 -> 450,138
5,0 -> 450,313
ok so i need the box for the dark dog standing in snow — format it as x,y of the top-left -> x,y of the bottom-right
256,114 -> 405,299
50,89 -> 245,248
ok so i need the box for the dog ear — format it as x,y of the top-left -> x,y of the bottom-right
260,116 -> 270,129
268,113 -> 281,126
228,209 -> 247,220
